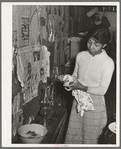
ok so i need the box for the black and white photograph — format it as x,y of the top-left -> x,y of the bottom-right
1,2 -> 120,147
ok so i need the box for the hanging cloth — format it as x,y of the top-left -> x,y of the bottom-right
72,90 -> 94,117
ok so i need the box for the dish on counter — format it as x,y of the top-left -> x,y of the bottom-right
108,122 -> 116,134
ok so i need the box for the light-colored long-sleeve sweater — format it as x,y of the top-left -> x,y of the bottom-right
72,50 -> 114,96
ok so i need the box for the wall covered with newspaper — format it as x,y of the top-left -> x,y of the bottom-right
12,5 -> 69,137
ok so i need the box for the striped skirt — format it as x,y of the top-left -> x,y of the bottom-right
64,94 -> 107,144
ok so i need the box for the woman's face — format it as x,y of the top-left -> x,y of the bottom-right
87,37 -> 105,56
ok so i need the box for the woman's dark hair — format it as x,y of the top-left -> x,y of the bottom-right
88,25 -> 111,45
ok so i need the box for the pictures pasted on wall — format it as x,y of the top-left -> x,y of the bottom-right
17,45 -> 50,104
40,67 -> 44,75
27,62 -> 32,81
13,30 -> 17,46
13,5 -> 69,106
21,17 -> 29,46
40,17 -> 46,26
17,46 -> 33,104
33,51 -> 40,62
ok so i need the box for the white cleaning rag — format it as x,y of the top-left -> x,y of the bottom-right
72,90 -> 94,117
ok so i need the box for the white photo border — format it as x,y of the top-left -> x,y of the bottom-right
1,1 -> 120,147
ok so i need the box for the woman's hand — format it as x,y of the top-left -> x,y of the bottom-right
63,77 -> 88,92
63,77 -> 80,91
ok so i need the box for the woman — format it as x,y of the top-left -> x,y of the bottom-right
64,26 -> 115,144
